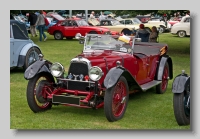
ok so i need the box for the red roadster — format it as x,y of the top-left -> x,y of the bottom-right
24,34 -> 173,122
47,18 -> 119,40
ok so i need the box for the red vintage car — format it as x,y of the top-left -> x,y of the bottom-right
24,34 -> 173,122
47,18 -> 119,40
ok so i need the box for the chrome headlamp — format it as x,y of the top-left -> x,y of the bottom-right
89,66 -> 104,81
50,62 -> 65,77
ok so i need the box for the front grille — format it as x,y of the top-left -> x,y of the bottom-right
68,62 -> 88,76
67,62 -> 90,91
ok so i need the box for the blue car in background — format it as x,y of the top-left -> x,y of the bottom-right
10,19 -> 42,70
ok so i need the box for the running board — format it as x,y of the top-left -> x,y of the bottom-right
141,80 -> 162,91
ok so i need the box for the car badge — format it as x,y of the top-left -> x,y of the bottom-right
73,74 -> 79,80
79,74 -> 84,81
68,73 -> 73,80
84,75 -> 89,81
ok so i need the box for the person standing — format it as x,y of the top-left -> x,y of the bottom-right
149,26 -> 158,43
99,11 -> 107,21
90,11 -> 95,19
135,24 -> 150,42
35,10 -> 47,42
28,12 -> 38,37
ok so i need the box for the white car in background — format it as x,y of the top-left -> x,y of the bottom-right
171,16 -> 190,37
147,17 -> 171,33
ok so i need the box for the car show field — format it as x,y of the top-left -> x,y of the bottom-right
10,32 -> 190,129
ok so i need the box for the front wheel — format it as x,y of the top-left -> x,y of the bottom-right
173,81 -> 190,125
26,72 -> 55,113
178,31 -> 186,37
23,47 -> 41,70
104,76 -> 129,122
156,62 -> 169,94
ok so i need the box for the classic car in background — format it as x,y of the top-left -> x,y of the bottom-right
88,18 -> 138,35
118,18 -> 160,32
171,16 -> 190,37
168,16 -> 182,26
135,15 -> 151,23
147,17 -> 171,33
172,70 -> 190,126
10,19 -> 42,70
24,33 -> 173,122
47,18 -> 119,40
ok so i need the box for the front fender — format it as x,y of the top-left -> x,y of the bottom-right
24,60 -> 52,80
104,67 -> 124,89
19,42 -> 41,56
172,73 -> 190,93
157,56 -> 173,80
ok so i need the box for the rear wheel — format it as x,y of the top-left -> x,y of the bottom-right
54,31 -> 63,40
159,26 -> 165,33
104,76 -> 129,122
26,73 -> 55,113
156,62 -> 169,94
88,31 -> 98,34
121,28 -> 132,35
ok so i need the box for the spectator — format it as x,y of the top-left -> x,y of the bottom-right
35,10 -> 47,42
90,11 -> 95,19
135,24 -> 150,42
149,26 -> 158,43
99,11 -> 107,21
28,12 -> 38,37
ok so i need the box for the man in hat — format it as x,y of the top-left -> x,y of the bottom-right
135,24 -> 150,42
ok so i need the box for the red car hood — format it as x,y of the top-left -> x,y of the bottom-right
48,13 -> 66,21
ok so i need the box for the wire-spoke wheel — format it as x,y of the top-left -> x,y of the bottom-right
26,72 -> 55,113
104,76 -> 129,122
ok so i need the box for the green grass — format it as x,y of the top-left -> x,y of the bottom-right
10,32 -> 190,129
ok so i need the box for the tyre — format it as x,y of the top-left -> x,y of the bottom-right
178,31 -> 186,37
88,31 -> 98,34
23,47 -> 41,70
26,72 -> 55,113
156,62 -> 169,94
104,76 -> 129,122
173,81 -> 190,125
121,28 -> 132,35
54,31 -> 63,40
159,26 -> 165,33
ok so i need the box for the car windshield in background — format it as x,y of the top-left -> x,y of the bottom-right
77,19 -> 89,26
132,18 -> 142,24
84,34 -> 134,53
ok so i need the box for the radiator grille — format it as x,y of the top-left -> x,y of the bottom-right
67,62 -> 90,91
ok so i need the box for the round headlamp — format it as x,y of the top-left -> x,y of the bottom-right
89,66 -> 104,81
50,62 -> 65,77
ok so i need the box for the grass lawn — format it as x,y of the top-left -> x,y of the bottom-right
10,32 -> 190,129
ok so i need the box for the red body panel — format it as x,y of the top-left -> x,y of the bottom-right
47,19 -> 112,37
